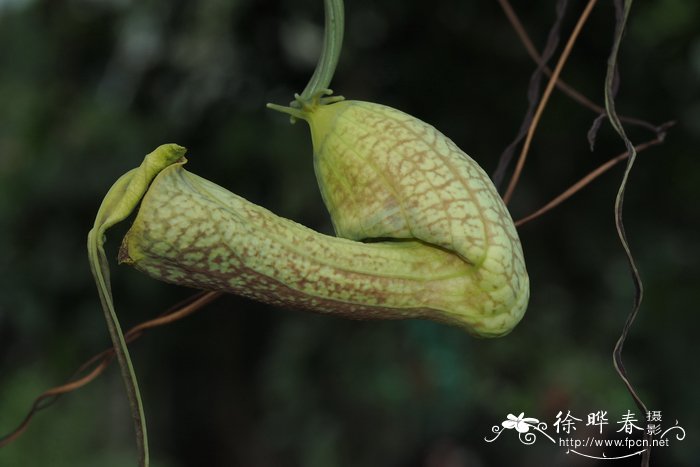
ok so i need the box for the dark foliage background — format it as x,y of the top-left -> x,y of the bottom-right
1,0 -> 699,466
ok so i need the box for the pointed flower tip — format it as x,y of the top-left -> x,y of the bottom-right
145,144 -> 189,171
158,143 -> 188,160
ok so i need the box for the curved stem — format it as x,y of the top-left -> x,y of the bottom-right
298,0 -> 345,103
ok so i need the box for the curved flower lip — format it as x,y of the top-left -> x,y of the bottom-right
502,412 -> 540,433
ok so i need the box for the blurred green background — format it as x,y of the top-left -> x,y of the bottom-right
1,0 -> 699,466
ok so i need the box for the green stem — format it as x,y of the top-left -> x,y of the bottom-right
297,0 -> 345,103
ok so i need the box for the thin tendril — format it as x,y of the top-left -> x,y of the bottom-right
0,291 -> 221,449
514,124 -> 671,228
502,0 -> 598,205
604,1 -> 651,466
492,0 -> 569,189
